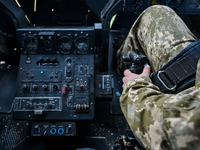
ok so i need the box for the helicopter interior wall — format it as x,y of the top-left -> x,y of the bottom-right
0,12 -> 19,65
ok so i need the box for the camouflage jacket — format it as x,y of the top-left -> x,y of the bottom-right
120,59 -> 200,150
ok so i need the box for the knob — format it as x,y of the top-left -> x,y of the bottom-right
33,84 -> 38,90
49,74 -> 53,79
30,74 -> 34,78
51,57 -> 57,62
42,84 -> 48,90
53,85 -> 58,91
43,57 -> 49,61
39,57 -> 43,61
22,84 -> 28,90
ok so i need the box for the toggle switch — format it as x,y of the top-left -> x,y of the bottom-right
62,87 -> 66,95
80,84 -> 83,89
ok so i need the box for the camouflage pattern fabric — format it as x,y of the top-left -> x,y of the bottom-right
118,5 -> 200,150
117,5 -> 196,75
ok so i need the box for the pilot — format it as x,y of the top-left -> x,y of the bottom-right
117,5 -> 200,150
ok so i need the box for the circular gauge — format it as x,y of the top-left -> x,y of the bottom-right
165,0 -> 184,9
40,36 -> 54,52
132,0 -> 144,9
22,36 -> 38,53
147,0 -> 162,6
58,36 -> 72,54
74,36 -> 90,54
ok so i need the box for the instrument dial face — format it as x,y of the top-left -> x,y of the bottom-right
74,36 -> 90,54
165,0 -> 183,9
22,36 -> 38,53
40,36 -> 54,52
58,36 -> 72,54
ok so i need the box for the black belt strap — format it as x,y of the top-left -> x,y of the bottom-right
151,39 -> 200,94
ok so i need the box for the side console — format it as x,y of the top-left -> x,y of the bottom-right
13,27 -> 95,133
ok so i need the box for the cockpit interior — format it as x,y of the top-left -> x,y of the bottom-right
0,0 -> 200,149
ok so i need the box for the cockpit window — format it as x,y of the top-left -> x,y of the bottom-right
17,0 -> 106,26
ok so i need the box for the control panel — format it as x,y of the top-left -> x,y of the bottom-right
31,122 -> 76,136
13,27 -> 95,121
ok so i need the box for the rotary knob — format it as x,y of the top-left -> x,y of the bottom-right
42,84 -> 48,90
22,84 -> 28,90
32,84 -> 38,90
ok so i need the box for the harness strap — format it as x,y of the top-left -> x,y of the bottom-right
151,39 -> 200,94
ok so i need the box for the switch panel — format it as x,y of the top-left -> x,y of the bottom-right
13,54 -> 94,120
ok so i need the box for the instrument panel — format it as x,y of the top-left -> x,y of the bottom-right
17,27 -> 94,55
13,27 -> 95,123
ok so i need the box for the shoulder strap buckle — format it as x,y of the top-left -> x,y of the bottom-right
157,71 -> 177,91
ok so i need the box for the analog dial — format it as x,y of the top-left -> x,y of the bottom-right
58,36 -> 73,54
22,36 -> 38,53
74,36 -> 90,54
